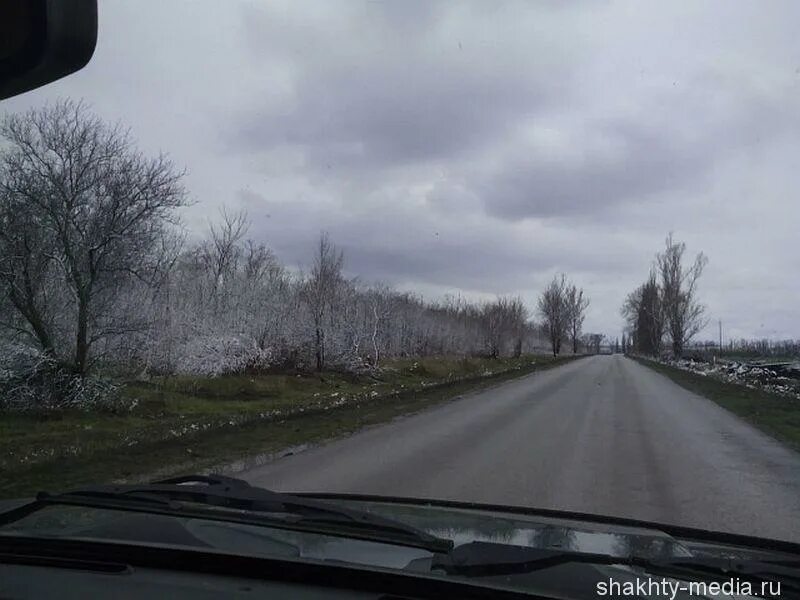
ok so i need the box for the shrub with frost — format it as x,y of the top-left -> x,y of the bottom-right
0,342 -> 131,412
173,335 -> 274,377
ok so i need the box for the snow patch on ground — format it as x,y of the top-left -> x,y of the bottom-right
663,356 -> 800,400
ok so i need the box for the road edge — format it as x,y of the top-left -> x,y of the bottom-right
632,355 -> 800,453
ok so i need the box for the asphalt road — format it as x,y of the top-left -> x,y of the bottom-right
242,355 -> 800,542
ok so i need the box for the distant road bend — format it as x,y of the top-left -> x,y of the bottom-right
242,355 -> 800,542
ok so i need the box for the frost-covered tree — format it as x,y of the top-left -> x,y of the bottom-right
481,297 -> 529,358
301,232 -> 344,371
0,100 -> 187,375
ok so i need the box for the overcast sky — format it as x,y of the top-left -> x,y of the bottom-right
5,1 -> 800,341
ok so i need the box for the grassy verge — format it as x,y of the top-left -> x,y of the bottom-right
1,354 -> 577,497
634,356 -> 800,450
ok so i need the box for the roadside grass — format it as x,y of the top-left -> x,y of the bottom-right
634,356 -> 800,450
1,354 -> 577,498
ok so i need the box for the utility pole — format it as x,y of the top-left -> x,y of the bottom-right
718,320 -> 722,351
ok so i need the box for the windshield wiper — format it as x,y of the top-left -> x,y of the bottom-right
4,474 -> 453,554
432,541 -> 800,592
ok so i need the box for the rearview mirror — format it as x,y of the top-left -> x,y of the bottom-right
0,0 -> 97,100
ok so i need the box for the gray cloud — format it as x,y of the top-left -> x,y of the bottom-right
475,119 -> 708,220
5,0 -> 800,339
229,2 -> 575,171
234,65 -> 549,170
240,188 -> 653,297
476,68 -> 800,220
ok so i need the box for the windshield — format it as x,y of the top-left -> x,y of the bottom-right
1,0 -> 800,563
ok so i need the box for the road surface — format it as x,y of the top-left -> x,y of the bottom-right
242,355 -> 800,542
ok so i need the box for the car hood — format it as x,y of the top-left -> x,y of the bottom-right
3,494 -> 797,599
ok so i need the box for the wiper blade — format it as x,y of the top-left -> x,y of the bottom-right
25,474 -> 453,553
432,542 -> 620,576
433,542 -> 800,591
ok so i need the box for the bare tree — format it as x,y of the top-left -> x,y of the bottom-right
301,232 -> 344,371
621,286 -> 641,333
621,234 -> 707,358
367,285 -> 393,367
657,234 -> 707,358
621,272 -> 664,356
564,284 -> 590,354
200,208 -> 249,311
638,272 -> 664,356
506,297 -> 529,358
481,297 -> 527,359
537,275 -> 568,357
481,301 -> 504,359
0,100 -> 187,375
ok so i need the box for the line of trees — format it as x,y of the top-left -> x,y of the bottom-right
621,234 -> 708,358
678,339 -> 800,359
719,339 -> 800,358
581,333 -> 605,354
536,274 -> 590,357
3,101 -> 596,399
143,212 -> 545,377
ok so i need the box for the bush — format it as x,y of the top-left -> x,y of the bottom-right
61,376 -> 131,412
0,343 -> 132,412
0,344 -> 58,410
172,336 -> 274,377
